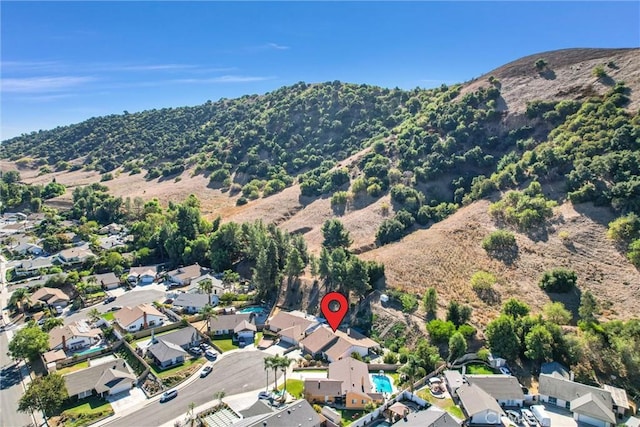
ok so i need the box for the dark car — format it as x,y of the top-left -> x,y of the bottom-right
258,391 -> 271,400
103,296 -> 116,304
189,346 -> 203,356
110,305 -> 123,311
159,390 -> 178,402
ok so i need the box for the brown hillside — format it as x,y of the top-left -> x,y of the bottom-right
360,200 -> 640,326
460,48 -> 640,113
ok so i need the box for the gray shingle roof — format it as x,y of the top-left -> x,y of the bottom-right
153,326 -> 200,348
173,293 -> 211,310
239,399 -> 321,427
456,383 -> 505,418
63,359 -> 134,397
148,340 -> 187,363
466,374 -> 525,401
399,407 -> 461,427
571,393 -> 617,424
209,313 -> 253,332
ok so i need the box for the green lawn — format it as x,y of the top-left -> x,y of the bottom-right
254,331 -> 263,345
58,396 -> 114,427
211,336 -> 238,352
150,358 -> 205,379
100,312 -> 114,321
389,372 -> 401,386
295,369 -> 328,375
418,390 -> 465,419
56,361 -> 89,376
339,409 -> 369,426
466,364 -> 494,375
277,379 -> 304,398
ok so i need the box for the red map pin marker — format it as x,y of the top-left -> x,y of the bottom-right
321,292 -> 348,332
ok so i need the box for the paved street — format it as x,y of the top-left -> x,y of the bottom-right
63,287 -> 166,325
0,255 -> 34,427
102,350 -> 281,427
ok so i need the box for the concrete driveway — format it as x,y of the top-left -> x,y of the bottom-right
107,387 -> 147,414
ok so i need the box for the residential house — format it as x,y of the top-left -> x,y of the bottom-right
304,379 -> 343,404
457,383 -> 505,425
57,246 -> 96,265
267,311 -> 318,345
167,264 -> 205,286
328,356 -> 383,409
98,223 -> 125,235
49,320 -> 102,352
89,272 -> 120,290
208,313 -> 256,342
145,326 -> 201,368
466,374 -> 525,407
42,349 -> 67,368
147,340 -> 188,369
30,286 -> 70,308
299,326 -> 379,362
14,257 -> 54,277
399,407 -> 461,427
603,384 -> 630,418
538,373 -> 616,427
188,274 -> 225,302
63,359 -> 135,399
114,303 -> 167,332
444,370 -> 465,396
128,266 -> 157,285
12,242 -> 43,256
233,400 -> 322,427
172,293 -> 217,314
540,361 -> 571,379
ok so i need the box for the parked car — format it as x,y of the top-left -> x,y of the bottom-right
160,389 -> 178,402
521,409 -> 538,427
500,366 -> 512,375
200,365 -> 213,378
189,347 -> 203,355
506,409 -> 522,424
104,296 -> 116,304
258,391 -> 271,400
110,305 -> 123,311
200,342 -> 211,351
54,306 -> 64,315
205,349 -> 217,360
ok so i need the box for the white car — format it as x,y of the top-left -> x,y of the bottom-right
205,349 -> 218,360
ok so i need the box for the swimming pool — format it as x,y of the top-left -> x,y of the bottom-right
73,345 -> 107,357
371,374 -> 393,393
239,307 -> 266,314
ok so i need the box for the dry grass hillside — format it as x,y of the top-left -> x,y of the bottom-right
360,199 -> 640,326
460,48 -> 640,113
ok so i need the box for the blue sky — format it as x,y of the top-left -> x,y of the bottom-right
1,1 -> 639,140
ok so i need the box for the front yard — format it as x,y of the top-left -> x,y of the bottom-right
211,335 -> 238,352
54,396 -> 114,427
465,363 -> 494,375
100,311 -> 114,321
277,379 -> 304,398
149,358 -> 205,387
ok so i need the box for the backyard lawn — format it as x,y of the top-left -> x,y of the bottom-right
466,364 -> 494,375
56,360 -> 89,375
338,409 -> 370,426
277,379 -> 304,398
57,396 -> 114,427
418,389 -> 464,419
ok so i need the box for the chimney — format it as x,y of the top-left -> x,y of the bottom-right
143,311 -> 148,329
62,335 -> 67,351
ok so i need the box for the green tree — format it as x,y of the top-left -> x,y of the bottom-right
485,315 -> 520,361
423,287 -> 437,319
426,319 -> 456,344
278,356 -> 294,399
87,308 -> 101,324
8,325 -> 50,361
535,58 -> 547,70
502,298 -> 530,319
198,279 -> 214,305
199,304 -> 217,335
42,318 -> 64,332
448,332 -> 467,361
538,268 -> 577,293
263,356 -> 274,392
524,325 -> 554,365
18,373 -> 68,420
345,257 -> 370,299
578,290 -> 598,324
321,219 -> 352,250
9,287 -> 31,313
399,356 -> 426,392
284,248 -> 305,284
543,302 -> 572,325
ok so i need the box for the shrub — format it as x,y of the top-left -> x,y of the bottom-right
427,319 -> 456,344
470,271 -> 496,292
592,65 -> 607,79
482,230 -> 517,252
400,293 -> 418,313
538,268 -> 577,293
535,58 -> 547,70
331,191 -> 349,207
383,352 -> 398,364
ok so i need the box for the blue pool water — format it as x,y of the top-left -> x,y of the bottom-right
73,346 -> 107,356
371,374 -> 393,393
239,307 -> 266,314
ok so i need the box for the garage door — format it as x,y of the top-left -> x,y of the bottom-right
109,381 -> 132,396
576,413 -> 608,427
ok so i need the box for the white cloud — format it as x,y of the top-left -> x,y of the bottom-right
1,76 -> 96,93
266,42 -> 290,50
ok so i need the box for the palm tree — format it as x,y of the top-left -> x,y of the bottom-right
214,390 -> 225,406
271,355 -> 282,392
42,317 -> 64,332
263,356 -> 274,392
87,308 -> 101,324
199,304 -> 217,335
187,402 -> 196,426
398,356 -> 426,393
10,288 -> 31,314
279,356 -> 294,399
198,279 -> 213,305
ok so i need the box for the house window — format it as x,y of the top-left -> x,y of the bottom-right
352,399 -> 356,404
549,397 -> 557,405
565,401 -> 571,410
362,400 -> 366,404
